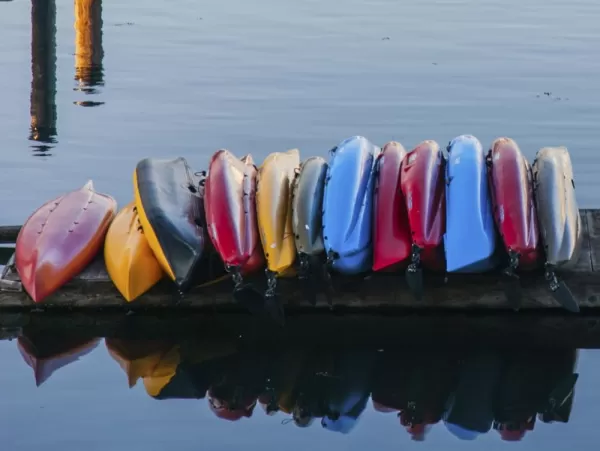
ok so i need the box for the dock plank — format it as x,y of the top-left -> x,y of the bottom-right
586,209 -> 600,272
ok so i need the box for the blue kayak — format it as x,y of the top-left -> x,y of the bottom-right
322,136 -> 381,274
444,135 -> 498,273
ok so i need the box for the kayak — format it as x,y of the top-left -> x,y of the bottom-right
372,141 -> 411,272
486,138 -> 541,308
15,180 -> 117,303
256,148 -> 300,323
133,157 -> 208,292
17,332 -> 100,386
400,140 -> 446,298
291,156 -> 328,304
445,135 -> 498,273
204,150 -> 265,304
322,136 -> 381,275
532,146 -> 582,312
104,202 -> 164,302
105,338 -> 175,388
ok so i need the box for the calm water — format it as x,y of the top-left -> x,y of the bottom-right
1,0 -> 600,448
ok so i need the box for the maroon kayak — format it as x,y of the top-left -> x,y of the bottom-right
400,141 -> 447,299
15,180 -> 117,303
373,141 -> 412,272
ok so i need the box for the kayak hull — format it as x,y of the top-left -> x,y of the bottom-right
204,150 -> 264,275
104,201 -> 164,302
487,138 -> 541,270
256,149 -> 300,275
133,157 -> 207,291
532,147 -> 582,269
15,180 -> 117,303
373,141 -> 411,272
400,140 -> 446,271
292,156 -> 328,257
445,135 -> 498,273
322,136 -> 381,274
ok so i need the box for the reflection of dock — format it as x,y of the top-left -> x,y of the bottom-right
3,325 -> 582,442
29,0 -> 57,151
74,0 -> 104,107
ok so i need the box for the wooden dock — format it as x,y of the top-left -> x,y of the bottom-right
1,209 -> 600,312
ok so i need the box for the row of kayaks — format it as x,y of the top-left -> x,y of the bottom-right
17,333 -> 578,440
14,134 -> 582,317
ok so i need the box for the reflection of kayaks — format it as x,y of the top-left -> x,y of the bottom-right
204,150 -> 265,292
256,149 -> 300,323
291,156 -> 328,304
371,349 -> 457,441
105,338 -> 175,388
133,157 -> 208,292
400,141 -> 446,298
15,180 -> 116,303
532,147 -> 582,313
373,141 -> 411,272
486,138 -> 541,309
445,135 -> 497,273
259,349 -> 307,415
17,333 -> 100,386
104,202 -> 164,302
143,340 -> 239,400
321,350 -> 375,434
443,352 -> 503,440
322,136 -> 380,275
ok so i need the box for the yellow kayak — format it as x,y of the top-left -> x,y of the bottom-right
256,149 -> 300,323
256,149 -> 300,276
104,201 -> 164,302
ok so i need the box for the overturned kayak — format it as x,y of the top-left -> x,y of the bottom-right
104,202 -> 164,302
532,146 -> 582,312
204,150 -> 265,304
400,140 -> 447,298
373,141 -> 411,272
322,136 -> 380,275
256,148 -> 300,323
291,156 -> 328,304
134,157 -> 208,292
487,138 -> 541,308
16,180 -> 117,303
445,135 -> 498,273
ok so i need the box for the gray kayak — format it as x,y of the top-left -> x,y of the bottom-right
291,156 -> 329,304
532,146 -> 581,312
292,156 -> 328,256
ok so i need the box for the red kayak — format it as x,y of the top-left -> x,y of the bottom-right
400,141 -> 446,298
204,150 -> 265,309
487,137 -> 541,307
17,332 -> 100,386
16,180 -> 117,303
373,141 -> 412,272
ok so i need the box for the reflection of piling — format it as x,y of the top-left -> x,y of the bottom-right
29,0 -> 57,148
74,0 -> 104,93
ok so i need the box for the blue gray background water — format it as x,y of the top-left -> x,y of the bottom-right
1,0 -> 600,448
